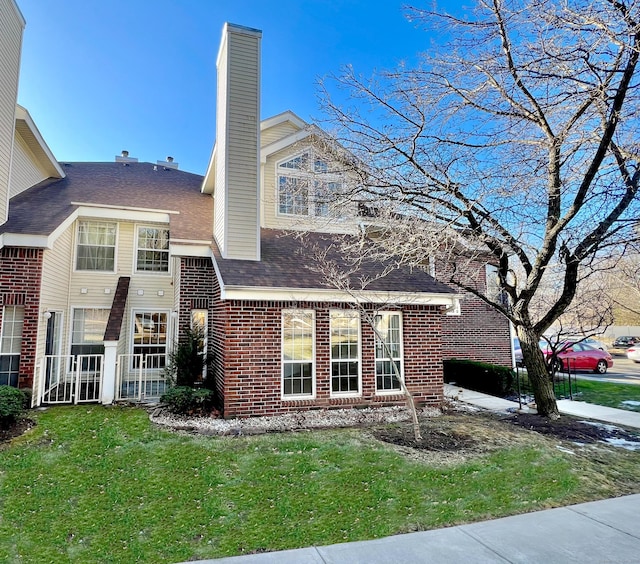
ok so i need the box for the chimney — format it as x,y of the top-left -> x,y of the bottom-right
115,149 -> 138,163
213,23 -> 262,260
157,156 -> 179,170
0,0 -> 26,226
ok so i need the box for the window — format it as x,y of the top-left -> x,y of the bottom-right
133,312 -> 168,369
375,312 -> 403,392
0,306 -> 24,387
278,176 -> 308,215
277,150 -> 343,218
330,310 -> 360,395
76,221 -> 116,271
282,310 -> 314,397
136,226 -> 169,272
191,309 -> 208,379
71,308 -> 108,357
71,308 -> 108,374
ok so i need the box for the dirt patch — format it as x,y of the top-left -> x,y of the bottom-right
372,408 -> 640,458
0,418 -> 35,445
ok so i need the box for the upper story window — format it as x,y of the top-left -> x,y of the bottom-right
277,150 -> 343,218
76,221 -> 116,271
136,226 -> 170,273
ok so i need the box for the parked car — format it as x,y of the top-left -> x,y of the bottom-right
613,336 -> 640,348
564,336 -> 608,350
627,346 -> 640,363
544,342 -> 613,374
513,338 -> 523,366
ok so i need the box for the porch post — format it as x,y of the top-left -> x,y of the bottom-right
102,340 -> 118,404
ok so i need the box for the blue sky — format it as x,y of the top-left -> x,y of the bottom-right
16,1 -> 454,174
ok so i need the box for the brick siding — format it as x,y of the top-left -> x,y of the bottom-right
0,247 -> 44,389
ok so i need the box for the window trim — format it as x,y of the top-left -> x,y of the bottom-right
281,309 -> 316,399
329,309 -> 361,398
134,224 -> 171,275
374,311 -> 404,395
130,310 -> 170,369
73,220 -> 118,273
0,305 -> 24,387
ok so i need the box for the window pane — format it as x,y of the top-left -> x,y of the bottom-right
330,310 -> 360,394
282,311 -> 314,396
76,221 -> 116,271
133,312 -> 168,368
137,227 -> 169,272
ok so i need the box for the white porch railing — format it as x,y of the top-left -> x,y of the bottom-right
115,353 -> 168,401
40,354 -> 103,404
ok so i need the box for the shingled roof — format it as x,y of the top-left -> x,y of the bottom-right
213,228 -> 456,295
0,162 -> 212,242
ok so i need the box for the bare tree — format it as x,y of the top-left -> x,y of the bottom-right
317,0 -> 640,418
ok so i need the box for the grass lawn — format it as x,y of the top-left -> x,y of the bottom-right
1,406 -> 639,563
575,379 -> 640,412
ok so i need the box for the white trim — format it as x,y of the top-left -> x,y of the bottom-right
329,309 -> 362,398
170,243 -> 212,257
260,129 -> 312,164
281,309 -> 316,400
15,105 -> 64,178
260,111 -> 307,132
73,204 -> 173,223
221,285 -> 459,306
8,0 -> 26,28
0,233 -> 49,248
71,202 -> 178,216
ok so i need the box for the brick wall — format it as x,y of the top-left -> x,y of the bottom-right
0,247 -> 44,389
439,258 -> 512,366
218,301 -> 445,418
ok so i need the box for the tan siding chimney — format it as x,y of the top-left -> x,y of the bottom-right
214,23 -> 261,261
0,0 -> 25,226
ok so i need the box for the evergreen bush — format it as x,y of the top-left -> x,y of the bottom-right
0,386 -> 26,429
443,359 -> 515,397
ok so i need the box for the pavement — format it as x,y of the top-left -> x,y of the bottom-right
184,387 -> 640,564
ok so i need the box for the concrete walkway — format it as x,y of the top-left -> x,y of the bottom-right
187,494 -> 640,563
443,383 -> 640,429
184,387 -> 640,564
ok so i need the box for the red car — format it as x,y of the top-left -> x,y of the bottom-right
544,342 -> 613,374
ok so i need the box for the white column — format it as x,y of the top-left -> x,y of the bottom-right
102,341 -> 118,404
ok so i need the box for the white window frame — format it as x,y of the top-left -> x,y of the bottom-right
276,149 -> 343,219
329,310 -> 361,397
0,306 -> 24,387
134,224 -> 170,274
281,309 -> 315,399
374,311 -> 404,394
74,220 -> 118,273
130,310 -> 170,369
70,307 -> 109,356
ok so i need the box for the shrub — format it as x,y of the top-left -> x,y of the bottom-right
160,386 -> 215,416
0,386 -> 26,429
443,359 -> 515,397
164,327 -> 212,388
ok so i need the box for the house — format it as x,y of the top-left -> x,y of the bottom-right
0,0 -> 512,417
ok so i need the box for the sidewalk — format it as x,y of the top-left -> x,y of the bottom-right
443,383 -> 640,429
187,494 -> 640,563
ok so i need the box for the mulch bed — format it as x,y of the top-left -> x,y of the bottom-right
0,418 -> 35,445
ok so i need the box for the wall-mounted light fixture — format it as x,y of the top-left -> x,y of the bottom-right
43,310 -> 52,320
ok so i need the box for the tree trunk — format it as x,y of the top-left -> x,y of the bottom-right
519,327 -> 560,419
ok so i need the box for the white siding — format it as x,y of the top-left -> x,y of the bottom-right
9,131 -> 48,197
0,0 -> 24,224
214,25 -> 261,260
261,121 -> 300,147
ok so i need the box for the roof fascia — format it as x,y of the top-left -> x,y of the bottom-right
260,111 -> 307,131
8,0 -> 26,27
260,129 -> 313,163
201,142 -> 217,194
14,105 -> 65,179
220,285 -> 461,306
